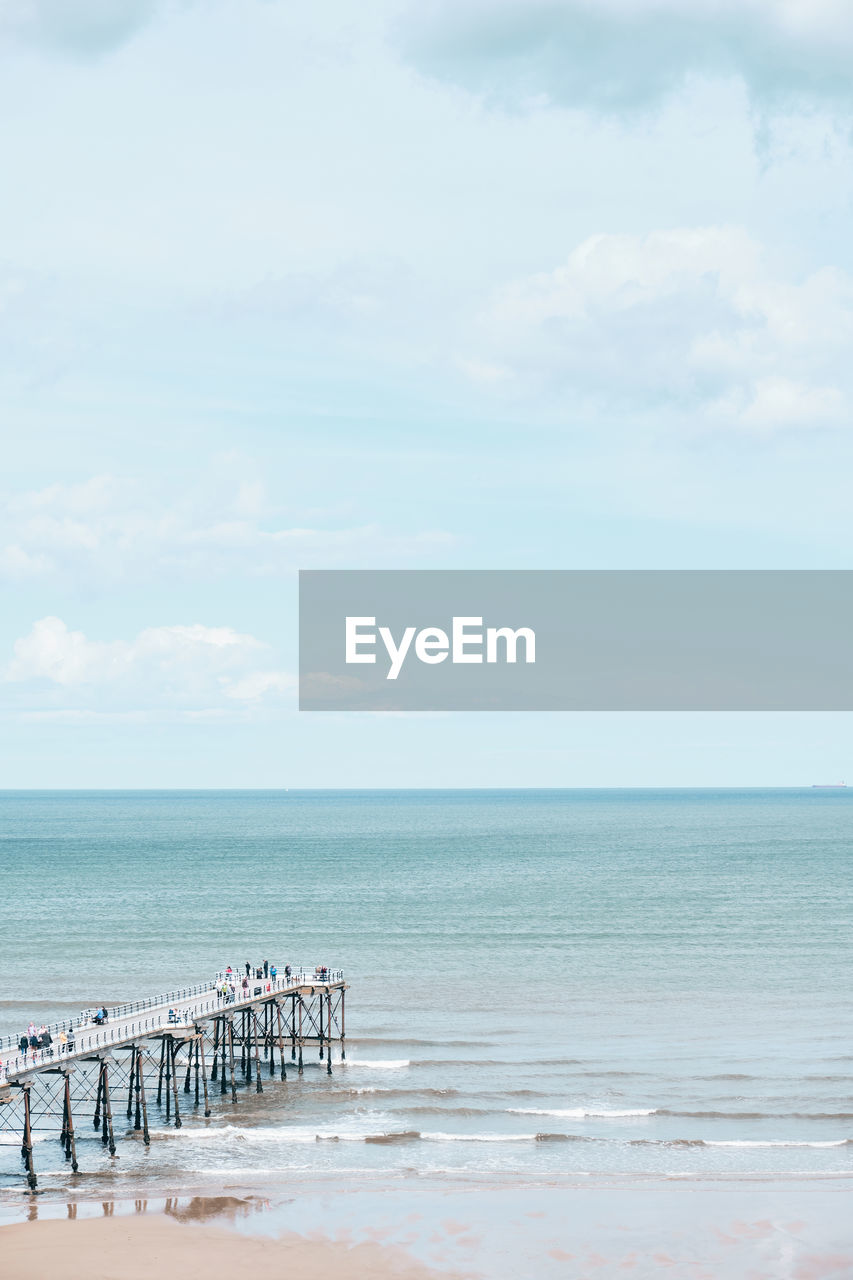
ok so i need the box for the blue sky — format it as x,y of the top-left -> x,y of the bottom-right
2,0 -> 852,786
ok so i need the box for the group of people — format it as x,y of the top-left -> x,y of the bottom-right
216,960 -> 296,1004
17,1021 -> 76,1064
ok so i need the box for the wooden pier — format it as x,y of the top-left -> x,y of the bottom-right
0,968 -> 347,1191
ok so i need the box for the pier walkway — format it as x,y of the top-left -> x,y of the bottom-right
0,966 -> 347,1191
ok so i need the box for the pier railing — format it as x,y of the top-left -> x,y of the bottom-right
0,967 -> 344,1069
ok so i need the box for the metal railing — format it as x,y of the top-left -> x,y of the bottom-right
0,966 -> 344,1078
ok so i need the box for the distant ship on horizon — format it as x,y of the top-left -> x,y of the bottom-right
812,781 -> 847,788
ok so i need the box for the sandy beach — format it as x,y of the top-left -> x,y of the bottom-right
0,1212 -> 467,1280
4,1182 -> 853,1280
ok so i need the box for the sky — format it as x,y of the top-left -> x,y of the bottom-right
1,0 -> 853,786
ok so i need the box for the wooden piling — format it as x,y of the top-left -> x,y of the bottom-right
63,1074 -> 78,1171
93,1062 -> 103,1129
127,1046 -> 136,1119
251,1012 -> 263,1093
169,1039 -> 182,1129
157,1037 -> 166,1107
22,1084 -> 37,1191
326,991 -> 333,1075
227,1019 -> 238,1103
340,988 -> 346,1061
198,1031 -> 211,1117
102,1062 -> 116,1155
220,1017 -> 228,1095
276,1003 -> 287,1081
211,1018 -> 220,1082
137,1048 -> 150,1145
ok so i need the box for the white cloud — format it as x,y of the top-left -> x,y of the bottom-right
224,670 -> 296,701
467,227 -> 853,433
3,616 -> 290,715
0,470 -> 455,584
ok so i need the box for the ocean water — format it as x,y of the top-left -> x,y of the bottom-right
1,788 -> 853,1200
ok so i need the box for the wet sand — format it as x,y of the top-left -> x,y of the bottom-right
0,1213 -> 466,1280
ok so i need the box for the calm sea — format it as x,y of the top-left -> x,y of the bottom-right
1,788 -> 852,1198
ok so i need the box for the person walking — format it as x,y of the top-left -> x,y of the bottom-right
18,1033 -> 28,1063
263,959 -> 269,978
245,960 -> 251,977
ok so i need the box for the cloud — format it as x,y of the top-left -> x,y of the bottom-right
400,0 -> 853,113
224,670 -> 296,701
0,471 -> 455,584
0,0 -> 162,57
465,226 -> 853,433
3,615 -> 291,714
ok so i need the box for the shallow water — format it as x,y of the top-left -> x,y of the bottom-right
1,788 -> 852,1197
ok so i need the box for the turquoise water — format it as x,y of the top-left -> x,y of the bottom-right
1,788 -> 853,1196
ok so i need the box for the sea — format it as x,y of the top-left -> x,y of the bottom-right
1,788 -> 852,1216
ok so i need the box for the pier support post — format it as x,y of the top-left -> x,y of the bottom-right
251,1012 -> 263,1093
62,1074 -> 78,1171
291,994 -> 296,1060
298,998 -> 303,1074
164,1038 -> 172,1122
100,1062 -> 116,1156
137,1048 -> 150,1145
157,1037 -> 166,1107
326,992 -> 333,1075
220,1018 -> 228,1095
93,1063 -> 102,1129
21,1084 -> 37,1191
211,1018 -> 220,1082
126,1046 -> 135,1118
169,1039 -> 182,1129
227,1020 -> 238,1103
131,1044 -> 140,1126
198,1031 -> 211,1117
340,989 -> 346,1061
244,1010 -> 252,1085
184,1041 -> 193,1094
194,1039 -> 200,1105
276,1004 -> 287,1081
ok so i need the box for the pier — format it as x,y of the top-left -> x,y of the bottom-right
0,967 -> 347,1191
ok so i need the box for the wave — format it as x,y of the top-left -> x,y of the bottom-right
340,1086 -> 459,1098
421,1132 -> 543,1143
659,1110 -> 853,1121
509,1108 -> 657,1118
704,1140 -> 851,1149
342,1059 -> 410,1070
50,1124 -> 853,1152
348,1038 -> 493,1048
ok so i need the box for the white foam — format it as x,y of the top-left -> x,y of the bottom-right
508,1108 -> 657,1118
422,1132 -> 536,1142
343,1059 -> 410,1070
705,1139 -> 849,1148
